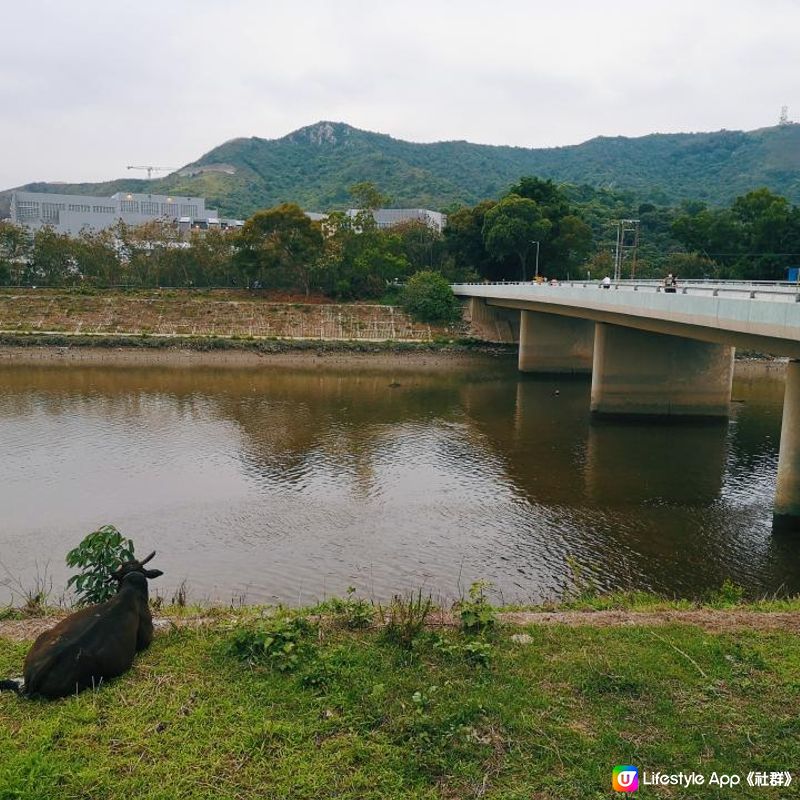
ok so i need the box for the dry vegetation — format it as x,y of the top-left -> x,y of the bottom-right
0,290 -> 464,341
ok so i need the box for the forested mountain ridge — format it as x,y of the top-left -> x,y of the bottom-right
2,121 -> 799,218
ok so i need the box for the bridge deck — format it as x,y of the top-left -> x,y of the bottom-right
453,281 -> 800,358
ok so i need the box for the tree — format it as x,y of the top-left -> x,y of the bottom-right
672,188 -> 800,280
0,221 -> 30,285
30,227 -> 76,286
507,178 -> 598,277
401,270 -> 461,323
551,214 -> 593,274
235,204 -> 324,294
391,219 -> 445,273
508,177 -> 569,220
482,195 -> 552,280
318,209 -> 411,299
444,200 -> 498,279
71,228 -> 122,286
185,228 -> 237,287
349,181 -> 390,211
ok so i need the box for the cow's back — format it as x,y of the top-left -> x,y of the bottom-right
24,600 -> 140,698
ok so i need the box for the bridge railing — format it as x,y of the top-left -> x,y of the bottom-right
451,279 -> 800,302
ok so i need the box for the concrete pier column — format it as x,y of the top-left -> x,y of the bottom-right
590,323 -> 735,418
464,298 -> 520,343
518,310 -> 594,374
774,360 -> 800,532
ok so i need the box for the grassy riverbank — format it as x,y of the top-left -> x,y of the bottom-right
2,598 -> 799,799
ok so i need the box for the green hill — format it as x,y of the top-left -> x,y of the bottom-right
3,121 -> 800,218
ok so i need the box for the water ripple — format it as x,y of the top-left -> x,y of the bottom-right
0,361 -> 793,604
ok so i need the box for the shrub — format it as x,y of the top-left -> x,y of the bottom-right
455,581 -> 497,635
224,615 -> 314,672
401,271 -> 461,324
65,524 -> 136,606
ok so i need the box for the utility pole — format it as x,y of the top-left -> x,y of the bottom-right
531,241 -> 540,279
613,219 -> 640,281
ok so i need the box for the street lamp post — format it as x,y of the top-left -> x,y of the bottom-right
531,241 -> 540,280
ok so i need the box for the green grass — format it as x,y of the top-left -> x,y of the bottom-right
2,609 -> 799,799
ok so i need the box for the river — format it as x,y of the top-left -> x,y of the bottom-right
0,353 -> 794,605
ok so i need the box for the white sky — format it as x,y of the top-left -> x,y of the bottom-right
1,0 -> 798,188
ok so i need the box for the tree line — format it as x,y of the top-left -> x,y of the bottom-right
1,180 -> 798,293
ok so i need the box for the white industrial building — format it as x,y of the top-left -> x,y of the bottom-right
9,189 -> 444,237
346,208 -> 447,232
10,190 -> 243,236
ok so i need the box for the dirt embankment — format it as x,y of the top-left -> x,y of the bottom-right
0,290 -> 459,341
0,342 -> 514,370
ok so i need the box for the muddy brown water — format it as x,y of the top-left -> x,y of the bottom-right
0,354 -> 794,605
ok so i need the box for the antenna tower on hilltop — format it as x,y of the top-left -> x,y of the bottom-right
780,106 -> 790,126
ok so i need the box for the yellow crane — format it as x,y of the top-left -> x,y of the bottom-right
126,165 -> 180,179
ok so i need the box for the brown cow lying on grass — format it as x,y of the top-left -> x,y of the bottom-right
0,552 -> 163,698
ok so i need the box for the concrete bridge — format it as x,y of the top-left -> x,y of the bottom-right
452,279 -> 800,532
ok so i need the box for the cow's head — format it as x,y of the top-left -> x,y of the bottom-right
109,551 -> 164,583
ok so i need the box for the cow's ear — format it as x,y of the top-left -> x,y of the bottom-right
144,569 -> 163,580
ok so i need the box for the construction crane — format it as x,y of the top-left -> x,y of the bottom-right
126,165 -> 180,179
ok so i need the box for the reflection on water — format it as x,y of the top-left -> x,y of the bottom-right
0,357 -> 793,604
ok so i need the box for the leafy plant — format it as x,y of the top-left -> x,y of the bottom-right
380,590 -> 434,649
65,524 -> 135,606
707,578 -> 746,608
225,615 -> 314,673
411,685 -> 439,714
456,581 -> 497,635
433,635 -> 493,667
325,587 -> 374,630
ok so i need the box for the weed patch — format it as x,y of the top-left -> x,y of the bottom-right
317,588 -> 374,630
223,614 -> 316,672
379,590 -> 434,650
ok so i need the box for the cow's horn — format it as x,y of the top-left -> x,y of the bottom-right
139,551 -> 156,566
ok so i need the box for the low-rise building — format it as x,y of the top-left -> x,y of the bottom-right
10,190 -> 242,236
346,208 -> 447,232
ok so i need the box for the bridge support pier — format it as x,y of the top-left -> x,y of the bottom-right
590,323 -> 735,418
465,298 -> 520,343
774,360 -> 800,533
518,311 -> 594,374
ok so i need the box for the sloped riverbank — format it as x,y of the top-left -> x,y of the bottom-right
1,598 -> 798,799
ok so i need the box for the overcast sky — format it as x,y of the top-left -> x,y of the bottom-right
1,0 -> 797,189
